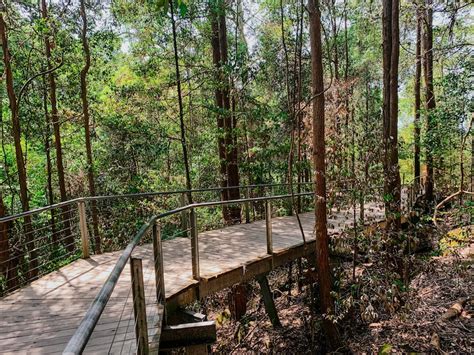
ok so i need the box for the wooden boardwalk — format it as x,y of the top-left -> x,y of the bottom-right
0,202 -> 384,354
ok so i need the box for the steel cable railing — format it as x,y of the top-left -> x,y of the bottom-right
64,191 -> 322,354
0,182 -> 316,297
64,182 -> 396,354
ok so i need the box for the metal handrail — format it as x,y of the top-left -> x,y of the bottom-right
63,217 -> 157,355
63,191 -> 314,354
0,182 -> 313,223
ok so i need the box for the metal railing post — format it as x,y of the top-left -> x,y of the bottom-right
130,257 -> 149,355
190,208 -> 200,280
265,201 -> 272,255
245,187 -> 250,224
152,222 -> 166,324
78,200 -> 89,259
180,192 -> 188,236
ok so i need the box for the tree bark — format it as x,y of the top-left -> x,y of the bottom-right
382,0 -> 401,230
210,2 -> 229,220
0,12 -> 38,278
170,0 -> 193,204
414,6 -> 422,189
210,0 -> 241,223
423,0 -> 436,203
308,0 -> 341,349
40,0 -> 73,250
219,1 -> 240,222
79,0 -> 101,254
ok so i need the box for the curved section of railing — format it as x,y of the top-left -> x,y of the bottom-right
0,182 -> 316,296
63,192 -> 315,354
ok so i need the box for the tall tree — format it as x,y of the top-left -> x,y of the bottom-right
210,0 -> 241,223
79,0 -> 101,253
40,0 -> 73,250
0,8 -> 38,278
382,0 -> 401,230
308,0 -> 340,349
423,0 -> 435,203
414,4 -> 422,190
169,0 -> 193,204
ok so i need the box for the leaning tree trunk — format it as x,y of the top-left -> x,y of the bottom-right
423,0 -> 436,204
0,13 -> 38,279
40,0 -> 73,250
308,0 -> 341,349
80,0 -> 101,254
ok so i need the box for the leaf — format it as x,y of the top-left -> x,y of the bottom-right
379,343 -> 392,355
178,1 -> 188,17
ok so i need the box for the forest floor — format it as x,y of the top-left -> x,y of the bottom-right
195,223 -> 473,354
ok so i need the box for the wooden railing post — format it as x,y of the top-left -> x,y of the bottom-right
152,222 -> 166,324
77,200 -> 89,258
130,257 -> 149,355
265,201 -> 272,255
190,208 -> 200,280
245,187 -> 250,224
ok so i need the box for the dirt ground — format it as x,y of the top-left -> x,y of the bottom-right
196,233 -> 473,354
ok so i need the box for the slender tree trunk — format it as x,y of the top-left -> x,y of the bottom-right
423,0 -> 435,204
0,13 -> 38,278
79,0 -> 101,254
170,0 -> 193,204
414,6 -> 422,190
382,0 -> 392,211
40,0 -> 73,250
331,0 -> 339,81
308,0 -> 341,349
389,0 -> 401,228
42,75 -> 57,244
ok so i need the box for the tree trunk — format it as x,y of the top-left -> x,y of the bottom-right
389,0 -> 401,228
414,6 -> 422,190
170,0 -> 193,204
382,0 -> 401,231
79,0 -> 101,254
423,0 -> 436,204
219,2 -> 241,223
0,13 -> 38,279
42,75 -> 58,245
210,0 -> 241,223
40,0 -> 73,250
308,0 -> 341,349
210,3 -> 230,220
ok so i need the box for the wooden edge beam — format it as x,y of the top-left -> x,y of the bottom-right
159,321 -> 216,349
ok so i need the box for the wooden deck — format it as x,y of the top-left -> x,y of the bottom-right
0,202 -> 385,354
